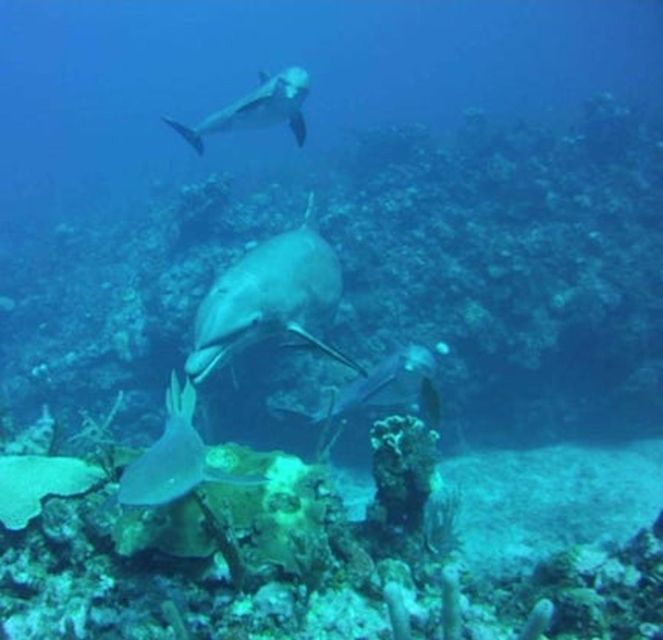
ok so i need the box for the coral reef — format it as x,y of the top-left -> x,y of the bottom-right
113,443 -> 344,593
0,94 -> 661,637
0,410 -> 660,637
2,95 -> 660,449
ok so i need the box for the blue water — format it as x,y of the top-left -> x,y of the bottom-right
2,1 -> 662,227
1,0 -> 662,454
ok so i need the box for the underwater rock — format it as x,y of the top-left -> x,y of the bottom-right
343,124 -> 434,183
2,405 -> 56,456
526,516 -> 663,637
304,588 -> 391,639
252,582 -> 296,625
582,92 -> 637,163
114,443 -> 344,591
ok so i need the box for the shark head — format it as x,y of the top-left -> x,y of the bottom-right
185,282 -> 269,383
277,67 -> 310,104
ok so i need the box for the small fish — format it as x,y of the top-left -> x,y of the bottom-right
118,372 -> 262,507
162,67 -> 310,155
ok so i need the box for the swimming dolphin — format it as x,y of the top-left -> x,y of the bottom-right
185,194 -> 364,384
272,344 -> 441,426
118,372 -> 263,507
314,344 -> 439,423
162,66 -> 310,155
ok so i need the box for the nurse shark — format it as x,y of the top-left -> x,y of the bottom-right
118,372 -> 263,507
163,66 -> 310,155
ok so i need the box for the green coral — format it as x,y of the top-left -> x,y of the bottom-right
113,444 -> 341,590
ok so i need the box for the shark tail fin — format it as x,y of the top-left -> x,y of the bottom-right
162,116 -> 204,156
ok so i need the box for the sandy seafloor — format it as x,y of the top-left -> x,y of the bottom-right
337,436 -> 663,577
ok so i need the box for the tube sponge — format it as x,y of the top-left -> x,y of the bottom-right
518,598 -> 554,640
441,567 -> 462,640
383,581 -> 412,640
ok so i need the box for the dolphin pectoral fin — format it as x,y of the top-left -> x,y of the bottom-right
162,116 -> 204,156
360,375 -> 398,404
289,112 -> 306,147
286,323 -> 367,376
420,377 -> 441,428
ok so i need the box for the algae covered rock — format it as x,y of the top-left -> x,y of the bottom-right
0,455 -> 106,531
113,443 -> 343,589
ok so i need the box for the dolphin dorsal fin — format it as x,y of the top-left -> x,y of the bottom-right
303,192 -> 317,229
165,370 -> 197,422
258,70 -> 271,84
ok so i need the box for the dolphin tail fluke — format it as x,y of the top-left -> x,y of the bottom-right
162,116 -> 204,156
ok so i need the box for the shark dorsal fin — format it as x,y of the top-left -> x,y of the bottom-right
166,370 -> 197,422
165,370 -> 179,415
180,378 -> 197,423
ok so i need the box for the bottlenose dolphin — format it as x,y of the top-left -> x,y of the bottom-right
314,344 -> 439,423
162,66 -> 310,155
118,372 -> 263,507
185,195 -> 363,384
272,344 -> 441,426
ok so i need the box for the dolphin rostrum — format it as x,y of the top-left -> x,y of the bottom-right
162,67 -> 310,155
185,194 -> 364,384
